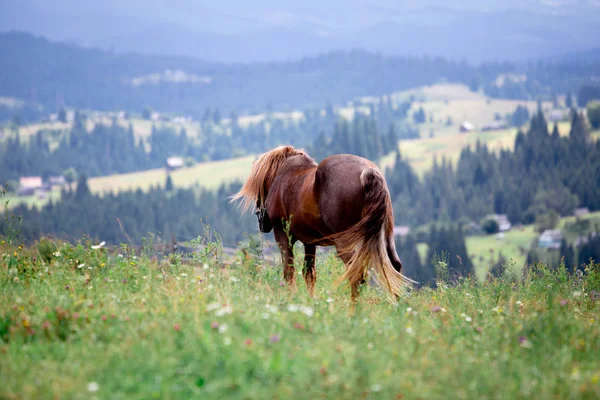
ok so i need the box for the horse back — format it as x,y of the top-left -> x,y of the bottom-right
315,154 -> 379,233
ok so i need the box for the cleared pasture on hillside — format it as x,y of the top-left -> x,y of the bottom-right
88,155 -> 254,194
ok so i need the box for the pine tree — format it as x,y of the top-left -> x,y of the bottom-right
165,174 -> 174,192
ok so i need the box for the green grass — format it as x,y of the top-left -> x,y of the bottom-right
1,237 -> 599,399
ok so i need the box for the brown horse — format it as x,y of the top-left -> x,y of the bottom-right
232,145 -> 413,301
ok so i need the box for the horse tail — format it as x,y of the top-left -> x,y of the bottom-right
335,168 -> 414,300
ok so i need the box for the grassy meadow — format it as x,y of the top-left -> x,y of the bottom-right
1,236 -> 599,399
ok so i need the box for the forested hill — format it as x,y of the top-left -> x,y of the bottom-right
2,31 -> 600,118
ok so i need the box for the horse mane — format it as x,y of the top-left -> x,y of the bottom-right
231,145 -> 307,212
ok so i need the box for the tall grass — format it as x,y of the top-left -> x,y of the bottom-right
0,234 -> 599,399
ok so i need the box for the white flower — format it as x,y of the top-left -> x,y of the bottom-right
53,251 -> 61,257
371,384 -> 382,392
299,306 -> 314,317
180,273 -> 187,277
367,342 -> 374,349
76,263 -> 85,269
91,241 -> 105,250
287,304 -> 299,312
203,263 -> 209,270
461,313 -> 472,322
516,301 -> 523,306
405,326 -> 413,334
223,336 -> 232,346
326,298 -> 334,303
87,382 -> 99,392
117,253 -> 124,258
230,276 -> 239,282
206,302 -> 221,312
215,305 -> 233,316
573,291 -> 582,298
265,304 -> 278,314
218,324 -> 228,333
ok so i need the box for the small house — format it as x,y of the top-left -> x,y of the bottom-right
17,176 -> 43,196
574,207 -> 590,219
166,157 -> 184,171
460,121 -> 474,133
538,229 -> 563,249
49,176 -> 66,187
494,214 -> 512,232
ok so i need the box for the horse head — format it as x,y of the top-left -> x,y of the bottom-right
231,145 -> 306,230
255,200 -> 273,233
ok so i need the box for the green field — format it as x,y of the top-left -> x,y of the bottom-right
1,237 -> 599,398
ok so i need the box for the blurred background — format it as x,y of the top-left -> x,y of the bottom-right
1,0 -> 600,283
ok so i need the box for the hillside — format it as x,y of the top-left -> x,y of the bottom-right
2,32 -> 600,120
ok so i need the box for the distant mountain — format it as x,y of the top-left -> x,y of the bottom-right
0,31 -> 599,118
1,1 -> 599,62
0,31 -> 489,116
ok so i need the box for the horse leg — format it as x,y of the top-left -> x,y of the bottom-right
336,247 -> 365,301
302,243 -> 317,297
275,228 -> 296,290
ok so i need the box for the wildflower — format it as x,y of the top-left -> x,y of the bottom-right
230,276 -> 239,282
41,321 -> 51,330
294,322 -> 305,330
65,285 -> 69,290
326,298 -> 334,303
516,301 -> 523,306
76,263 -> 85,269
265,304 -> 278,314
73,313 -> 79,319
279,281 -> 285,286
270,334 -> 281,343
287,304 -> 299,312
223,337 -> 232,345
180,273 -> 187,277
206,303 -> 221,312
519,336 -> 532,348
367,342 -> 374,349
87,382 -> 99,393
100,263 -> 105,267
475,327 -> 483,333
244,338 -> 253,346
117,253 -> 124,258
91,241 -> 105,250
173,324 -> 181,332
299,306 -> 314,317
211,321 -> 219,330
560,299 -> 568,306
215,305 -> 233,317
320,366 -> 327,375
22,318 -> 30,328
461,313 -> 472,322
405,326 -> 413,334
101,315 -> 107,321
573,291 -> 582,298
203,263 -> 209,270
218,324 -> 228,334
13,251 -> 17,257
371,384 -> 382,392
431,306 -> 441,312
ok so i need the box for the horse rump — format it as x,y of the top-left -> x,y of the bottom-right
335,167 -> 413,300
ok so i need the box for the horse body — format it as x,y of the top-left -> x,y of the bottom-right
233,146 -> 412,300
